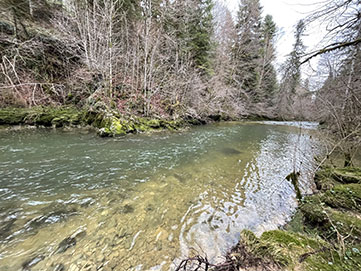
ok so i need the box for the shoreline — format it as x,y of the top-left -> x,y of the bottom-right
0,106 -> 309,137
199,166 -> 361,271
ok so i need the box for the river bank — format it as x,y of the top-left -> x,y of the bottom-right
0,106 -> 191,136
1,106 -> 283,137
201,167 -> 361,271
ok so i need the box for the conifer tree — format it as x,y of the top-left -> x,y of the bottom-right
258,14 -> 278,103
163,0 -> 214,74
232,0 -> 263,101
190,0 -> 215,74
277,19 -> 306,118
281,20 -> 306,94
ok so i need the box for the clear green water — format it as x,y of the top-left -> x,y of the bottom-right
0,122 -> 319,271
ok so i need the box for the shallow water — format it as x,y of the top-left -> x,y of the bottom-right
0,122 -> 319,271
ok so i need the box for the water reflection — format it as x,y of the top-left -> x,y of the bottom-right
0,122 -> 318,270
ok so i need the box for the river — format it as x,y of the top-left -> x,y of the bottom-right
0,121 -> 319,271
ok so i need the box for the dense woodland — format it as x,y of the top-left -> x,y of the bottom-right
0,0 -> 360,162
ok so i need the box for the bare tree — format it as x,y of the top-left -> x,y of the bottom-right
304,0 -> 361,166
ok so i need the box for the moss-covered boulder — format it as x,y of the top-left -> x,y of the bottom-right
304,245 -> 361,271
0,107 -> 85,127
315,168 -> 361,190
0,108 -> 28,125
224,230 -> 327,271
315,169 -> 340,191
321,184 -> 361,212
98,115 -> 127,137
331,168 -> 361,184
300,199 -> 361,243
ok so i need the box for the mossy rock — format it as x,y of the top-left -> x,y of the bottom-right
315,171 -> 340,191
133,122 -> 150,132
98,116 -> 127,137
331,168 -> 361,184
163,119 -> 184,130
305,245 -> 361,271
300,201 -> 361,243
0,107 -> 87,127
315,167 -> 361,190
231,230 -> 327,270
233,230 -> 360,271
1,107 -> 185,136
0,108 -> 28,125
51,117 -> 69,127
146,119 -> 161,128
321,184 -> 361,212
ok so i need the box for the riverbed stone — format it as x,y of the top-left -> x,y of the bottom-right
119,204 -> 134,214
68,263 -> 79,271
56,237 -> 77,253
220,147 -> 242,155
53,263 -> 65,271
22,255 -> 45,270
0,217 -> 16,239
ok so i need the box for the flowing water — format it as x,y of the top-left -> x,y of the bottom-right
0,122 -> 319,271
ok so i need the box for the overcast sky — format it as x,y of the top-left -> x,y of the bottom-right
224,0 -> 325,74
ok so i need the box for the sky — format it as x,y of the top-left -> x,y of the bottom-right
224,0 -> 325,79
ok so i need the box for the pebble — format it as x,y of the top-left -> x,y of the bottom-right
53,263 -> 65,271
68,263 -> 79,271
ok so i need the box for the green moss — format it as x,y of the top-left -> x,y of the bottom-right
0,108 -> 28,125
321,184 -> 361,212
300,201 -> 361,243
0,107 -> 186,136
314,167 -> 361,191
285,210 -> 306,233
315,170 -> 339,191
0,107 -> 85,127
98,116 -> 127,137
236,230 -> 326,269
305,245 -> 361,271
146,119 -> 161,128
332,168 -> 361,184
218,168 -> 361,271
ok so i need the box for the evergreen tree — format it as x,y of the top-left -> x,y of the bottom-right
277,19 -> 306,118
281,20 -> 306,94
190,0 -> 215,74
258,14 -> 278,103
163,0 -> 214,74
232,0 -> 263,101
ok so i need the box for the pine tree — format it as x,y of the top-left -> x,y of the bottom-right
281,20 -> 306,94
189,0 -> 215,74
163,0 -> 214,74
232,0 -> 263,101
257,14 -> 278,103
277,19 -> 306,118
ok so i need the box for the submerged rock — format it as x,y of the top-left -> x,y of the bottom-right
220,147 -> 241,155
0,218 -> 16,239
22,255 -> 45,270
119,204 -> 134,214
26,207 -> 77,233
53,263 -> 65,271
56,237 -> 77,254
